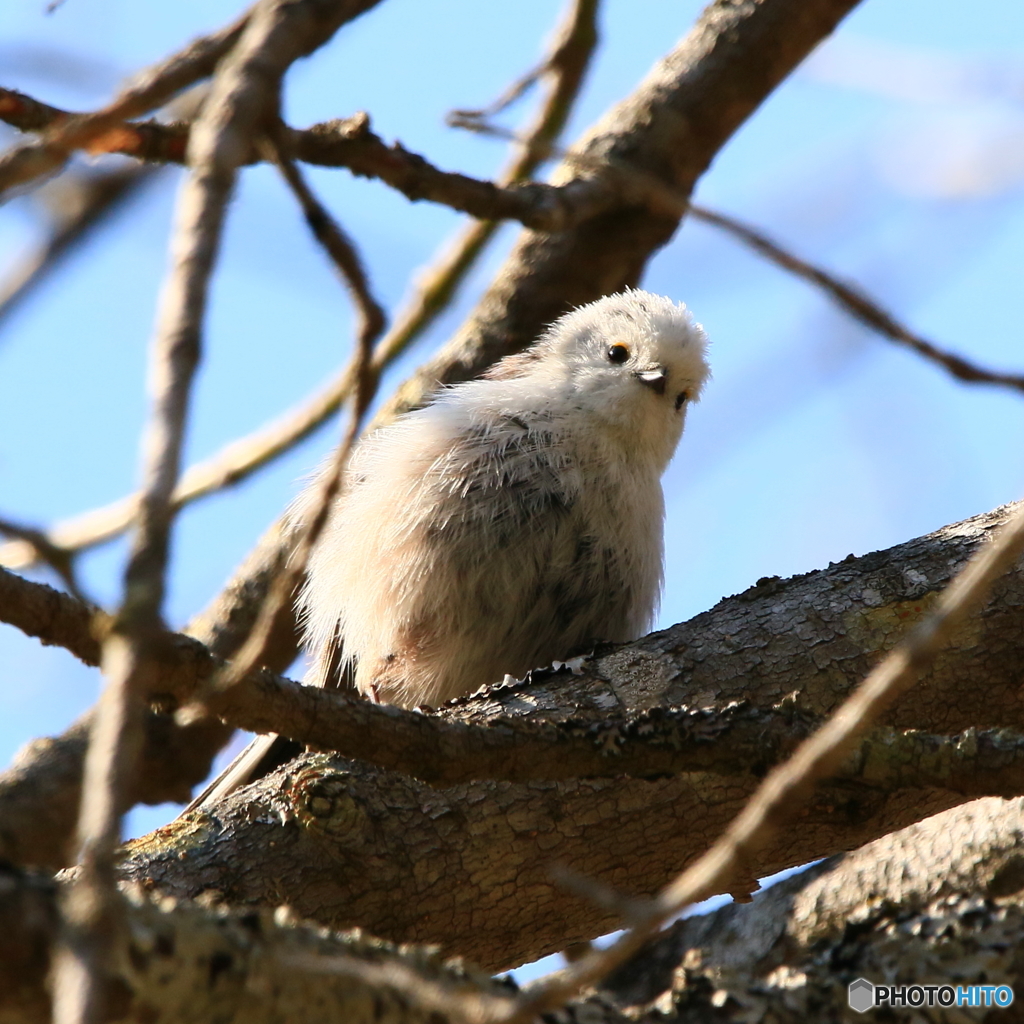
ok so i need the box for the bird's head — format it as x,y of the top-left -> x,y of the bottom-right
529,289 -> 710,468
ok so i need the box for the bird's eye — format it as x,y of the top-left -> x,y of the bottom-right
607,344 -> 630,364
674,391 -> 689,411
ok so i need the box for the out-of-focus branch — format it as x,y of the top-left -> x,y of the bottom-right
507,503 -> 1024,1022
52,30 -> 247,1024
0,165 -> 158,336
360,0 -> 601,406
204,134 -> 386,697
689,204 -> 1024,395
0,514 -> 84,599
51,1 -> 389,1019
0,86 -> 208,339
0,11 -> 248,197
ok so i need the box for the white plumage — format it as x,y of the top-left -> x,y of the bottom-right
187,289 -> 709,809
300,288 -> 710,708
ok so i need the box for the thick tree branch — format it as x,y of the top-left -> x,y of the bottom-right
2,497 -> 1022,841
8,804 -> 1024,1022
0,866 -> 534,1024
4,503 -> 1024,792
93,503 -> 1024,971
505,503 -> 1024,1022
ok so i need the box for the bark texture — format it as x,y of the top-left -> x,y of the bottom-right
600,796 -> 1024,1022
8,801 -> 1024,1023
113,504 -> 1024,971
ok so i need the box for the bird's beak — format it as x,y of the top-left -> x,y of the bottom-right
634,365 -> 668,395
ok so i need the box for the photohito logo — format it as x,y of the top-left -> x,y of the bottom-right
848,978 -> 1015,1013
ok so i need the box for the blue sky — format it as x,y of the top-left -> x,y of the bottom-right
2,0 -> 1023,907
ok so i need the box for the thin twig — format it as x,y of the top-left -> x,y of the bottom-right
688,204 -> 1024,394
502,503 -> 1024,1023
281,952 -> 516,1024
267,131 -> 386,348
0,165 -> 157,335
0,515 -> 85,600
0,86 -> 209,338
199,134 -> 386,698
1,89 -> 607,230
0,0 -> 602,573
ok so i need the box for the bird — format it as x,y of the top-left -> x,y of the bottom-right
187,288 -> 709,808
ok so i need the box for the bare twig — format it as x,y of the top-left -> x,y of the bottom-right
1,90 -> 609,230
505,503 -> 1024,1023
0,0 -> 601,573
688,204 -> 1024,394
0,165 -> 158,336
200,134 -> 387,697
0,515 -> 85,600
267,132 -> 386,348
0,86 -> 210,338
446,0 -> 598,167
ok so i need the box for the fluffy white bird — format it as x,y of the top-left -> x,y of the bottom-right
189,289 -> 708,806
301,287 -> 709,708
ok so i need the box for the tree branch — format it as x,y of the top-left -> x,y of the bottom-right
0,90 -> 610,230
599,796 -> 1024,1017
52,6 -> 391,1021
5,501 -> 1024,788
0,10 -> 249,197
689,204 -> 1024,395
0,164 -> 158,339
55,501 -> 1024,971
505,502 -> 1024,1021
0,865 -> 535,1024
